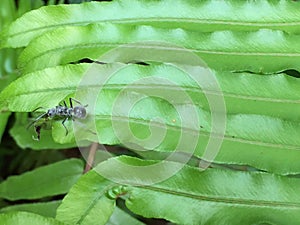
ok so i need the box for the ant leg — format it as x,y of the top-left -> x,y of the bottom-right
69,98 -> 74,108
59,101 -> 67,107
27,112 -> 47,129
61,117 -> 69,136
70,98 -> 88,107
32,106 -> 46,113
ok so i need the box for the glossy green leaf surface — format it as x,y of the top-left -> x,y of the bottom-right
118,157 -> 300,225
55,162 -> 146,225
0,200 -> 61,218
0,159 -> 83,200
0,211 -> 65,225
17,24 -> 300,73
0,64 -> 88,111
58,156 -> 300,225
2,0 -> 300,48
56,166 -> 117,225
0,63 -> 300,174
2,63 -> 300,120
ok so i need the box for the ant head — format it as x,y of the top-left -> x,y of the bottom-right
47,108 -> 56,117
73,106 -> 87,119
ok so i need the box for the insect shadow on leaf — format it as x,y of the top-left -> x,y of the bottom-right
27,98 -> 88,141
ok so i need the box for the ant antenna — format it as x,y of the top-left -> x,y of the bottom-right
31,106 -> 46,113
26,112 -> 47,130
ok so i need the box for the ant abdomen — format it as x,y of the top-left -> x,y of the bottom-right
73,106 -> 87,119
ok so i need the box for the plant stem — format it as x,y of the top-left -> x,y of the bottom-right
84,142 -> 98,173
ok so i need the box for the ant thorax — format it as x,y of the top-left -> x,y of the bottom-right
47,106 -> 74,118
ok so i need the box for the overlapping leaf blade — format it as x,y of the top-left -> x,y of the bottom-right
0,200 -> 62,218
2,63 -> 300,120
2,0 -> 300,48
56,166 -> 116,225
57,156 -> 300,225
0,63 -> 300,174
120,157 -> 300,225
0,158 -> 83,200
16,24 -> 300,73
0,64 -> 88,111
0,211 -> 65,225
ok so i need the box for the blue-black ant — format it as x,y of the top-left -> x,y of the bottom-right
27,98 -> 88,141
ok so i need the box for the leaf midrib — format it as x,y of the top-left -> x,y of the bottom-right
22,43 -> 300,66
141,185 -> 300,209
76,183 -> 115,224
80,178 -> 300,218
8,17 -> 300,39
10,83 -> 300,104
95,114 -> 300,151
76,176 -> 300,224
